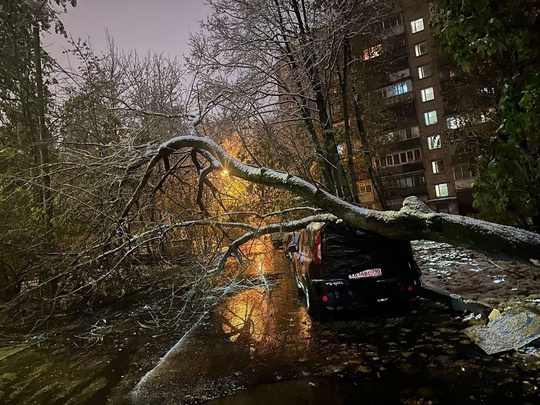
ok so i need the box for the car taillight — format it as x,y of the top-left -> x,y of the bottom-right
313,229 -> 322,265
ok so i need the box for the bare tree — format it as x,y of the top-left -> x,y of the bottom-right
1,40 -> 305,323
188,0 -> 391,204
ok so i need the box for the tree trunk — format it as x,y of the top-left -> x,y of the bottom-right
134,135 -> 540,266
337,39 -> 360,203
350,77 -> 388,211
33,24 -> 51,230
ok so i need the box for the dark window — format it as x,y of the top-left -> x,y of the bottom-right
381,13 -> 403,30
384,173 -> 425,189
453,165 -> 473,180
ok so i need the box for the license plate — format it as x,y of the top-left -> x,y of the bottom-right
348,268 -> 382,279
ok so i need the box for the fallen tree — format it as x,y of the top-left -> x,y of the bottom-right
128,131 -> 540,267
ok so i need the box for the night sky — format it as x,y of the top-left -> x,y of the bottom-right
46,0 -> 211,66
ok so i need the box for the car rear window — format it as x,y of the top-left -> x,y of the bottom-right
320,222 -> 413,278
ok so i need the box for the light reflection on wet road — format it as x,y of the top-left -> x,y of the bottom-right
132,250 -> 540,404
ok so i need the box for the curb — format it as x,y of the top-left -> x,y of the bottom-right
418,286 -> 492,315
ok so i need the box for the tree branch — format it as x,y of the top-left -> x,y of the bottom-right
147,134 -> 540,265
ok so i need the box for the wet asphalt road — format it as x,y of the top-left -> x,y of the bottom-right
131,251 -> 540,404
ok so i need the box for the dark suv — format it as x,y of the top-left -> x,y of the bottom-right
290,220 -> 421,316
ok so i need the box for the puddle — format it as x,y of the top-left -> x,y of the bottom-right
133,251 -> 540,404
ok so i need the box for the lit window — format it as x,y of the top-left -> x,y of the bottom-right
479,86 -> 491,95
381,80 -> 412,98
418,64 -> 432,79
363,44 -> 383,60
447,116 -> 465,129
400,177 -> 412,188
414,42 -> 428,57
424,110 -> 438,126
427,134 -> 441,150
393,82 -> 409,95
432,160 -> 445,173
421,87 -> 435,102
411,18 -> 425,33
359,182 -> 373,194
435,183 -> 449,198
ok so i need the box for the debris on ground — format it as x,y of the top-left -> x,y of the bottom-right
463,309 -> 540,355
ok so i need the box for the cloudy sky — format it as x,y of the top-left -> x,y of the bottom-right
46,0 -> 211,66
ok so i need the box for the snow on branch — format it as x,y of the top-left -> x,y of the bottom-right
139,134 -> 540,266
213,214 -> 336,273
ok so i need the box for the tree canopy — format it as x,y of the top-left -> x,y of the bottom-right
432,0 -> 540,229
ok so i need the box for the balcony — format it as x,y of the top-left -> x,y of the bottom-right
385,185 -> 428,199
378,161 -> 424,176
388,68 -> 410,83
398,137 -> 422,149
380,24 -> 405,40
391,46 -> 408,58
390,101 -> 416,118
400,161 -> 425,172
383,92 -> 414,106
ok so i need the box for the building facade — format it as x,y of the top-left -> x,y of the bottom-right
356,0 -> 475,214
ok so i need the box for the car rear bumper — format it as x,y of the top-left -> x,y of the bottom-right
310,277 -> 416,308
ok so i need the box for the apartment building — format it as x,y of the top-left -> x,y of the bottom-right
355,0 -> 475,214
